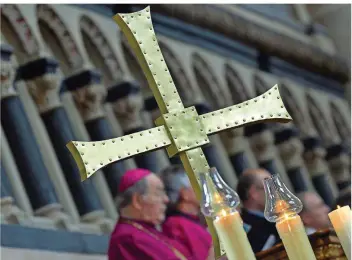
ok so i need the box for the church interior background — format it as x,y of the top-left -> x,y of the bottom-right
0,4 -> 351,260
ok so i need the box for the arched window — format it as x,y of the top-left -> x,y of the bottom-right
224,64 -> 251,104
37,4 -> 83,75
330,102 -> 351,148
306,94 -> 333,145
280,84 -> 309,134
120,33 -> 150,96
80,16 -> 122,87
1,4 -> 39,63
253,75 -> 270,96
192,53 -> 228,109
159,41 -> 193,102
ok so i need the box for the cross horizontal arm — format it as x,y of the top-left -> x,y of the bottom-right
66,126 -> 172,181
200,85 -> 292,135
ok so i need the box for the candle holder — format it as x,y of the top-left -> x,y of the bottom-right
328,205 -> 351,259
263,174 -> 316,260
200,167 -> 256,260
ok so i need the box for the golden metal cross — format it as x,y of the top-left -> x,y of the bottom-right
66,6 -> 292,258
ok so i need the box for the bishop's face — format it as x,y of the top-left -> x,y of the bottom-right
140,174 -> 169,225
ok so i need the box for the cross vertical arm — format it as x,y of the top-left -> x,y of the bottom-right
179,148 -> 222,257
113,6 -> 184,114
113,6 -> 223,257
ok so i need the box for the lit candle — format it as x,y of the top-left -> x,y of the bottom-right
262,174 -> 316,260
276,213 -> 316,260
213,210 -> 256,260
199,168 -> 256,260
328,205 -> 351,259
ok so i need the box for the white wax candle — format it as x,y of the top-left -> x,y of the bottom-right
276,214 -> 316,260
328,205 -> 351,259
213,210 -> 256,260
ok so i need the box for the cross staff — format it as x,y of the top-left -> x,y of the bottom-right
66,6 -> 292,258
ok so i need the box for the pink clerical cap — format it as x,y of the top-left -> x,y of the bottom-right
118,168 -> 151,193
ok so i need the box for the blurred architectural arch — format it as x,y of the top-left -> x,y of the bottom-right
80,15 -> 123,86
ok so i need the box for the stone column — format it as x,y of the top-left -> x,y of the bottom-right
1,124 -> 33,215
64,70 -> 130,199
1,162 -> 14,200
303,136 -> 336,207
0,163 -> 27,225
0,44 -> 61,217
275,126 -> 309,193
220,128 -> 251,177
245,123 -> 279,174
1,124 -> 33,226
326,143 -> 351,191
107,81 -> 166,173
18,57 -> 104,219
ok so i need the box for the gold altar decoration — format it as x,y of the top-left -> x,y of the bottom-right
66,6 -> 292,258
256,229 -> 348,260
328,205 -> 351,259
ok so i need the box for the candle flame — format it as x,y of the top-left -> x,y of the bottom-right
337,205 -> 341,209
221,209 -> 227,217
214,193 -> 223,203
275,199 -> 289,213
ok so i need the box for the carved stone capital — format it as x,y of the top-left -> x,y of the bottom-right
245,123 -> 275,161
277,138 -> 304,169
326,144 -> 350,184
275,127 -> 304,169
303,149 -> 328,177
107,81 -> 144,132
220,128 -> 247,155
64,70 -> 107,122
249,129 -> 275,162
144,95 -> 160,122
302,136 -> 329,176
328,153 -> 350,183
71,83 -> 106,122
19,58 -> 62,113
0,44 -> 17,99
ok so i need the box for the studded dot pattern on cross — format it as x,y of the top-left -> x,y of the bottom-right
66,6 -> 293,258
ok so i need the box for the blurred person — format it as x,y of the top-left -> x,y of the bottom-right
237,168 -> 280,253
297,192 -> 331,235
160,165 -> 213,260
108,168 -> 191,260
334,187 -> 351,209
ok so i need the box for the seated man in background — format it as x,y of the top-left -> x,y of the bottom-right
297,192 -> 331,235
237,168 -> 280,253
108,168 -> 191,260
334,187 -> 351,208
160,165 -> 213,260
